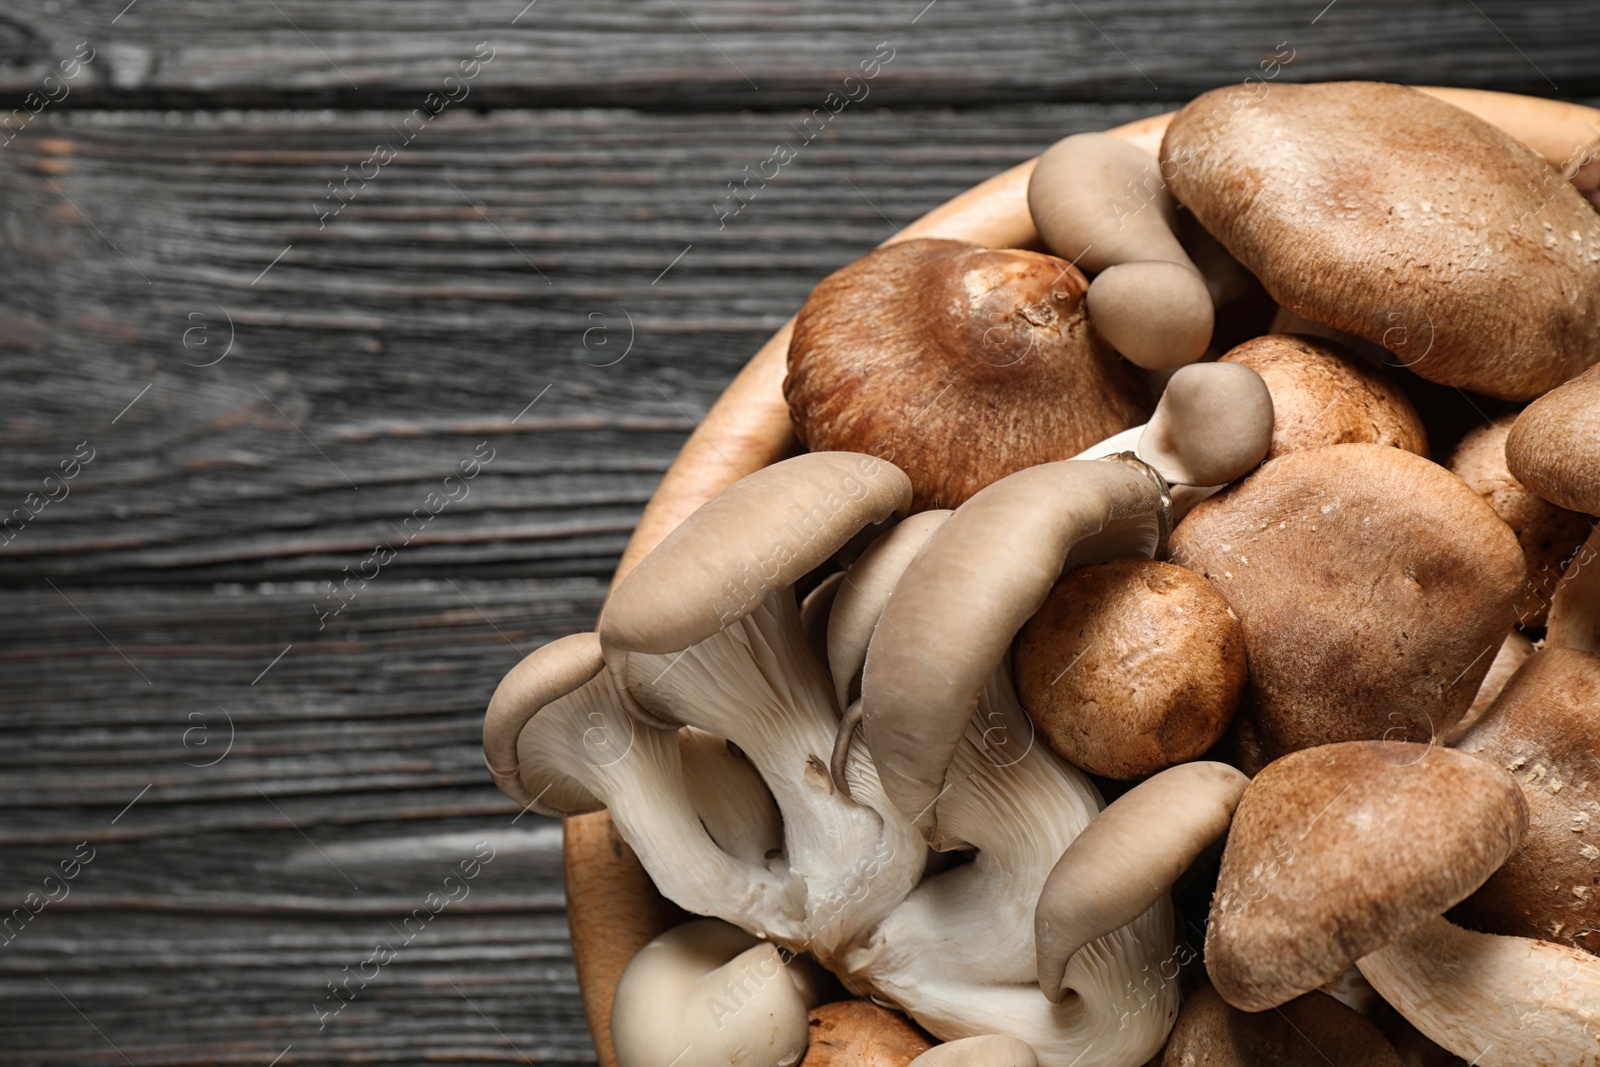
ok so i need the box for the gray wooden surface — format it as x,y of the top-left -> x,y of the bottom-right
3,2 -> 1597,1064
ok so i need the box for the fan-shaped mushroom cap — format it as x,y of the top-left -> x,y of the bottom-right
1161,81 -> 1600,399
1452,645 -> 1600,954
1207,741 -> 1527,1012
798,1001 -> 931,1067
1083,260 -> 1214,371
908,1036 -> 1038,1067
1161,986 -> 1404,1067
1506,361 -> 1600,515
1219,334 -> 1426,459
611,919 -> 811,1067
1452,413 -> 1592,627
1137,362 -> 1274,487
1169,443 -> 1525,772
1014,559 -> 1246,780
1035,761 -> 1248,1001
1357,916 -> 1600,1067
784,238 -> 1149,511
484,631 -> 608,808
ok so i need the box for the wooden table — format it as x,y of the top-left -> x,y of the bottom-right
2,2 -> 1596,1063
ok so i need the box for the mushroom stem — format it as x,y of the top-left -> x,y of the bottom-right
908,1035 -> 1040,1067
1546,525 -> 1600,656
1357,916 -> 1600,1067
1035,761 -> 1249,1003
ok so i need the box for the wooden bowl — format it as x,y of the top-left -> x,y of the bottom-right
565,87 -> 1600,1067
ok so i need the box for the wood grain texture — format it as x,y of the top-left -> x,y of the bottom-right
0,1 -> 1596,108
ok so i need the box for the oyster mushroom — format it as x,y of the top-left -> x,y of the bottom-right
1161,81 -> 1600,400
611,919 -> 813,1067
1357,916 -> 1600,1067
598,451 -> 928,960
784,237 -> 1149,511
1450,413 -> 1589,628
1452,527 -> 1600,954
1035,761 -> 1249,1001
1014,559 -> 1247,780
861,360 -> 1273,828
1218,334 -> 1427,459
1206,741 -> 1527,1012
909,1036 -> 1039,1067
1169,443 -> 1526,773
1026,133 -> 1214,369
485,632 -> 804,941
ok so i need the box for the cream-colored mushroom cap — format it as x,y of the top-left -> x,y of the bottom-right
1161,81 -> 1600,399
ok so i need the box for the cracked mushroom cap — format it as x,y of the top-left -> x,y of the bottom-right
1169,443 -> 1525,773
797,1001 -> 931,1067
1014,559 -> 1246,780
1207,741 -> 1527,1012
1219,334 -> 1427,459
1160,81 -> 1600,400
1452,413 -> 1592,628
1506,361 -> 1600,516
784,238 -> 1149,511
1161,986 -> 1404,1067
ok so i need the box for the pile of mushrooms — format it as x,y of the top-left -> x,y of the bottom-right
488,81 -> 1600,1067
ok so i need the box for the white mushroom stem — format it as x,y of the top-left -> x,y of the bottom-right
842,675 -> 1179,1067
908,1035 -> 1040,1067
679,727 -> 785,866
1035,761 -> 1248,1003
1357,916 -> 1600,1067
611,919 -> 812,1067
1547,525 -> 1600,656
1441,630 -> 1535,746
515,657 -> 806,944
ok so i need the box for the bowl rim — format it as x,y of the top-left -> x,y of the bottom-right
564,85 -> 1600,1067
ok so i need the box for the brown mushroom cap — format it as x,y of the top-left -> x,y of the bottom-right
1452,645 -> 1600,954
1506,361 -> 1600,515
799,1001 -> 932,1067
785,238 -> 1149,510
1013,559 -> 1246,779
1161,81 -> 1600,400
1219,334 -> 1427,460
1169,443 -> 1525,773
1450,413 -> 1591,627
1161,986 -> 1405,1066
1207,741 -> 1527,1012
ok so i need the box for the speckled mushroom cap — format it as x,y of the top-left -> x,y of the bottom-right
1169,443 -> 1524,773
1452,645 -> 1600,955
1161,81 -> 1600,400
1506,361 -> 1600,515
1207,741 -> 1527,1012
1450,413 -> 1591,627
785,238 -> 1149,511
1013,559 -> 1246,780
1219,334 -> 1427,459
1161,986 -> 1404,1067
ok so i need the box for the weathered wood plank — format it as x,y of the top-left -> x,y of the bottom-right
0,1 -> 1594,109
0,579 -> 600,1063
0,102 -> 1176,584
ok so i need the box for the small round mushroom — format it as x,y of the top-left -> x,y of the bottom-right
1013,559 -> 1246,780
1169,443 -> 1526,773
1161,81 -> 1600,399
1206,741 -> 1527,1012
863,362 -> 1272,830
1035,761 -> 1248,1001
1219,334 -> 1427,459
1505,361 -> 1600,516
798,1001 -> 931,1067
1357,916 -> 1600,1067
611,919 -> 812,1067
1027,133 -> 1214,369
1450,413 -> 1590,628
1161,986 -> 1405,1067
784,237 -> 1149,510
908,1036 -> 1039,1067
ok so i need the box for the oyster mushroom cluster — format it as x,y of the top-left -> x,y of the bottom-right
488,81 -> 1600,1067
